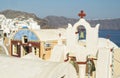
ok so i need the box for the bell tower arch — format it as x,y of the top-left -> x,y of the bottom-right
67,10 -> 100,54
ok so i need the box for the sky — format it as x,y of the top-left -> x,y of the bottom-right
0,0 -> 120,19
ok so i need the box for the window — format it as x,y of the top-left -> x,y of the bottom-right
0,34 -> 1,37
33,47 -> 39,57
44,42 -> 51,51
4,33 -> 7,37
34,47 -> 37,55
13,45 -> 19,56
22,35 -> 28,43
44,42 -> 51,48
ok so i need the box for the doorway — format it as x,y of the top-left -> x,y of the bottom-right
22,46 -> 30,55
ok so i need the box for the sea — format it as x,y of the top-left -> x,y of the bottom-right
99,30 -> 120,47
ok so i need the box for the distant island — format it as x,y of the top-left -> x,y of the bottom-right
0,9 -> 120,30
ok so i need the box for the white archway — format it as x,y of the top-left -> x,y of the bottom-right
72,18 -> 91,48
76,25 -> 86,40
73,18 -> 100,51
73,19 -> 91,33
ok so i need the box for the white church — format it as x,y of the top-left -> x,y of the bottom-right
0,11 -> 120,78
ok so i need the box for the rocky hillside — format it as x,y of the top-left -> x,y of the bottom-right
44,16 -> 120,30
0,9 -> 48,28
44,16 -> 78,28
88,18 -> 120,30
0,9 -> 120,30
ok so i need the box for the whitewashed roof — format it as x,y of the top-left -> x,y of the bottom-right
33,28 -> 66,41
0,55 -> 77,78
13,28 -> 66,41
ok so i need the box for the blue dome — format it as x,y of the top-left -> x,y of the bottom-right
22,26 -> 28,29
13,29 -> 39,41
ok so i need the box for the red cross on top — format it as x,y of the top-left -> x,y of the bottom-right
78,10 -> 86,18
